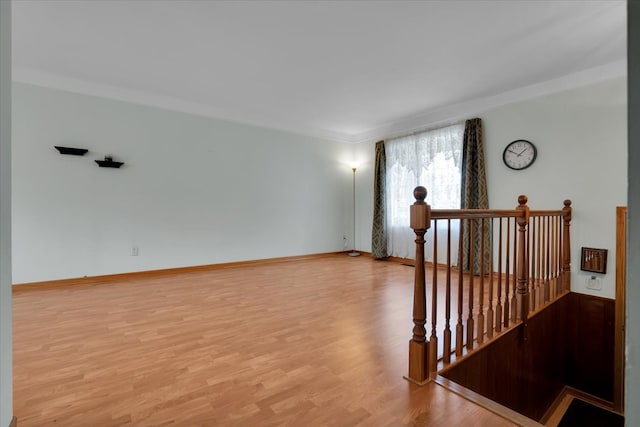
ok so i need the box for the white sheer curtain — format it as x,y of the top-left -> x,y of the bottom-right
385,124 -> 464,260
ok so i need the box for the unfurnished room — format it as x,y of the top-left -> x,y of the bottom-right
0,1 -> 639,426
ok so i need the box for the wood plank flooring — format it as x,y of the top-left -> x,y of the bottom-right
13,255 -> 517,426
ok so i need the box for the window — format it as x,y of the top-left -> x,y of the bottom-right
385,123 -> 464,259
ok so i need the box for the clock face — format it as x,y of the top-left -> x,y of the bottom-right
503,140 -> 537,170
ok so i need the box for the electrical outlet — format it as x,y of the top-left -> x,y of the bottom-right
585,275 -> 602,291
131,246 -> 139,256
343,235 -> 348,249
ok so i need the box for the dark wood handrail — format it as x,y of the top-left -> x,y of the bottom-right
431,209 -> 522,219
430,208 -> 565,220
529,210 -> 565,217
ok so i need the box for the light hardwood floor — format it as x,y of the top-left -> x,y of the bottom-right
13,255 -> 517,426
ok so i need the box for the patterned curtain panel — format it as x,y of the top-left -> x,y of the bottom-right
461,118 -> 490,273
371,141 -> 388,259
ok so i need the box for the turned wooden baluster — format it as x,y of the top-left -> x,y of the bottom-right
504,219 -> 511,327
562,200 -> 572,293
466,219 -> 475,350
487,218 -> 495,340
443,219 -> 452,364
510,218 -> 518,322
429,221 -> 438,375
529,216 -> 536,312
557,216 -> 562,296
536,217 -> 542,308
516,195 -> 529,322
456,220 -> 465,357
551,216 -> 560,300
545,216 -> 551,303
477,219 -> 486,345
556,216 -> 563,296
407,186 -> 431,384
495,219 -> 504,333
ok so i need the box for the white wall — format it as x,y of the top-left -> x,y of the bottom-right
355,78 -> 627,299
483,78 -> 626,299
0,1 -> 12,425
12,83 -> 354,283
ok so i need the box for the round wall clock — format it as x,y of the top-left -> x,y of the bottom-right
502,139 -> 537,170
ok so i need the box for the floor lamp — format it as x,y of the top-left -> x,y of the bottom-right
348,166 -> 360,257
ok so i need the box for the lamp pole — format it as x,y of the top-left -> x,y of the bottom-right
348,167 -> 360,257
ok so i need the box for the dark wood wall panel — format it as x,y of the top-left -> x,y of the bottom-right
442,292 -> 615,421
566,293 -> 615,401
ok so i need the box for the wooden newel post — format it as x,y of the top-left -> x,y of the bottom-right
562,200 -> 572,293
407,186 -> 432,385
516,195 -> 529,323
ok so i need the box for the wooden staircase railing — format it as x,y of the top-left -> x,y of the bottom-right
406,186 -> 572,385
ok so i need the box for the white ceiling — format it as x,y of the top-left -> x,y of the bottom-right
11,0 -> 627,143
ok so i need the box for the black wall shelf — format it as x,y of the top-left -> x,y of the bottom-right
55,146 -> 88,156
95,157 -> 124,168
